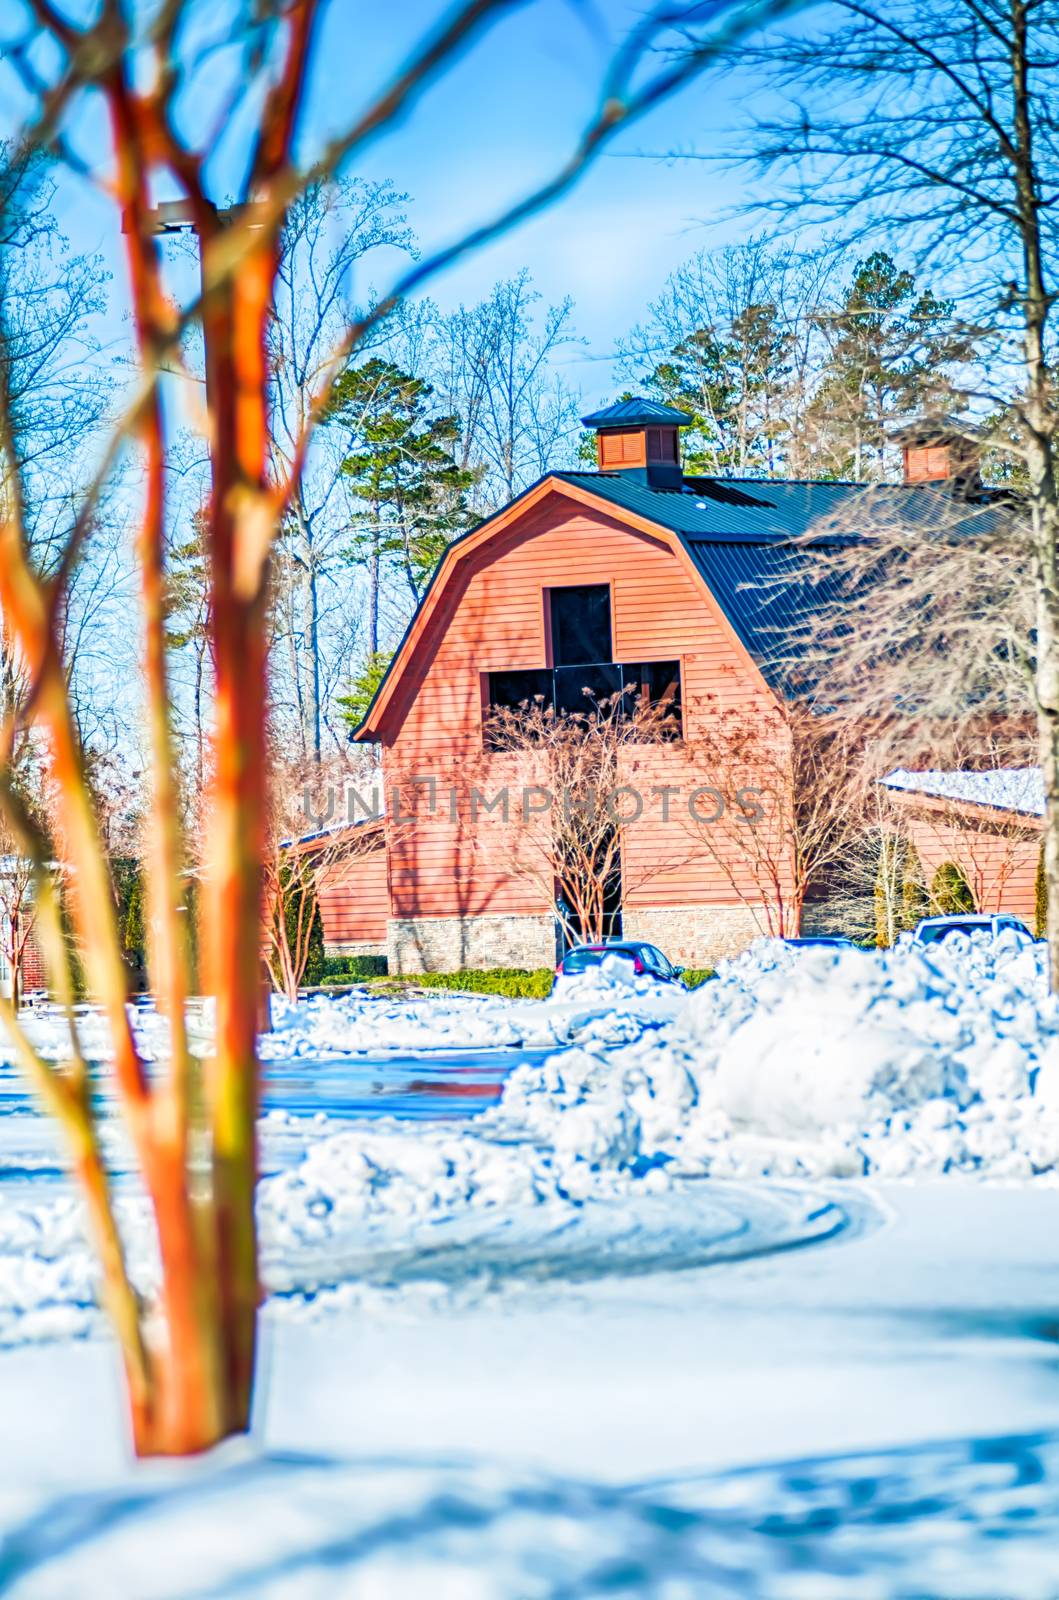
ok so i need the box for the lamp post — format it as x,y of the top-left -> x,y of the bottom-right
139,200 -> 275,1032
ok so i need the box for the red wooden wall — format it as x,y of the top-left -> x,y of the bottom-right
899,803 -> 1041,922
314,831 -> 389,951
371,486 -> 784,923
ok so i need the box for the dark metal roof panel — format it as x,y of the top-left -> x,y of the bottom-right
684,539 -> 850,695
556,471 -> 1009,544
579,397 -> 694,428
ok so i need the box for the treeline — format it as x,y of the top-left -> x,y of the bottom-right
184,197 -> 985,760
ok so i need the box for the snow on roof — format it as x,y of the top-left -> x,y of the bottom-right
880,767 -> 1044,817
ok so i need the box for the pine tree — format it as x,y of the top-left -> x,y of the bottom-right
327,358 -> 476,645
338,649 -> 393,732
644,302 -> 793,476
808,252 -> 972,480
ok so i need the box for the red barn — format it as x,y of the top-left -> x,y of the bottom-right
345,399 -> 1017,973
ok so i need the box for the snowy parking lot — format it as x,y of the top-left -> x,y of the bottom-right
2,936 -> 1059,1594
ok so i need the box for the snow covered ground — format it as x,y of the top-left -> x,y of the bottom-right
2,936 -> 1059,1594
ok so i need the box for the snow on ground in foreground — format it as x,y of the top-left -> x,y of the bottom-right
5,1429 -> 1058,1600
2,936 -> 1059,1341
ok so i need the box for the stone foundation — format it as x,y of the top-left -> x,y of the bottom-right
388,913 -> 555,975
323,940 -> 387,960
621,905 -> 765,968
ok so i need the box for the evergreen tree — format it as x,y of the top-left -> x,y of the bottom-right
1037,841 -> 1047,939
327,358 -> 476,646
338,649 -> 393,732
643,301 -> 793,476
931,860 -> 975,914
808,252 -> 971,480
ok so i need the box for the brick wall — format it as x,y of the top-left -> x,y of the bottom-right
388,913 -> 555,974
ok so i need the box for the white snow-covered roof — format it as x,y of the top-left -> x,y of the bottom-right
881,767 -> 1044,817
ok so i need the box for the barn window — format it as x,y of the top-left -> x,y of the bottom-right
549,584 -> 612,667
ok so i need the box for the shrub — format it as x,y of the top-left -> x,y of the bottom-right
112,856 -> 147,990
901,842 -> 930,931
1037,841 -> 1047,939
410,967 -> 555,999
319,954 -> 388,984
931,860 -> 975,915
681,968 -> 715,988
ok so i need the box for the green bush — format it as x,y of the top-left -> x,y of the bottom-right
901,842 -> 930,931
409,967 -> 555,999
681,968 -> 715,988
1037,841 -> 1047,939
112,856 -> 147,990
319,953 -> 388,984
931,859 -> 975,915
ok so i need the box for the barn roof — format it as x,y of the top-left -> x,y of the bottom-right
353,468 -> 1011,737
553,473 -> 980,696
880,767 -> 1044,818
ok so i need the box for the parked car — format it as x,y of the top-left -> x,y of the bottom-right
781,936 -> 858,950
557,941 -> 685,983
910,913 -> 1033,946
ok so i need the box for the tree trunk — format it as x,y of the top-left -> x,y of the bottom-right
305,557 -> 322,762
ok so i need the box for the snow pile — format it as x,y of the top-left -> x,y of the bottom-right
490,932 -> 1059,1183
260,956 -> 682,1059
255,933 -> 1059,1304
7,935 -> 1059,1340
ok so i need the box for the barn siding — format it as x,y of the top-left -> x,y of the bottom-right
901,809 -> 1042,924
374,490 -> 786,959
315,832 -> 389,954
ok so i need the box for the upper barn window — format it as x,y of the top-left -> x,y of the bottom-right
548,584 -> 613,668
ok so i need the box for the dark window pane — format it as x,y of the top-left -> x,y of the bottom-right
626,659 -> 682,738
550,585 -> 612,666
487,668 -> 553,713
554,661 -> 623,715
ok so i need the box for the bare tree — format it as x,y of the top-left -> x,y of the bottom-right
486,689 -> 692,947
430,270 -> 583,510
728,0 -> 1059,979
681,696 -> 866,938
0,0 -> 805,1456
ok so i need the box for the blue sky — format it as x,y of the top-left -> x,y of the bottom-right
1,0 -> 796,399
303,0 -> 761,396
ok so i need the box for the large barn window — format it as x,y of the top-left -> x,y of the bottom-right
484,658 -> 682,743
549,584 -> 612,667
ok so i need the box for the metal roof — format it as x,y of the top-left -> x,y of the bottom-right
353,467 -> 1012,734
580,397 -> 693,429
685,539 -> 851,696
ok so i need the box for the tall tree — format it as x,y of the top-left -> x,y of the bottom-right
430,271 -> 583,510
329,357 -> 475,650
807,251 -> 973,480
735,0 -> 1059,979
618,241 -> 827,476
270,178 -> 413,760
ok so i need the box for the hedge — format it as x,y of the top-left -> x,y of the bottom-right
320,954 -> 388,984
320,963 -> 716,997
406,967 -> 555,999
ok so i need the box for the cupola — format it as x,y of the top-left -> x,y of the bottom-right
893,416 -> 982,495
581,397 -> 692,490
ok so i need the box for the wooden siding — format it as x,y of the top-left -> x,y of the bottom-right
315,831 -> 389,948
377,488 -> 783,921
898,801 -> 1042,922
